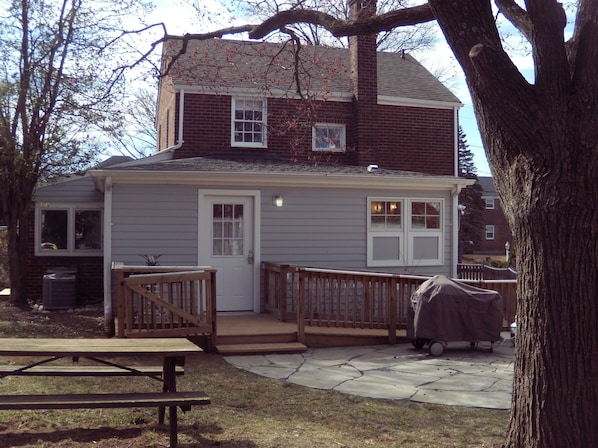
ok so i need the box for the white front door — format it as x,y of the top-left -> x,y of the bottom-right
199,193 -> 256,312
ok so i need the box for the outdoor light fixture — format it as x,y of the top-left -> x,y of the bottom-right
273,195 -> 283,207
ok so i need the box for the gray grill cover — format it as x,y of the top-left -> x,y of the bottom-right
407,275 -> 503,343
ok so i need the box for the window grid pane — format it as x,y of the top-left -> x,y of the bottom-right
411,201 -> 441,230
212,203 -> 244,256
313,124 -> 345,151
234,99 -> 265,144
370,201 -> 402,230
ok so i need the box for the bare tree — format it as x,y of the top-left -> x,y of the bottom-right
150,0 -> 598,446
103,86 -> 158,159
0,0 -> 153,306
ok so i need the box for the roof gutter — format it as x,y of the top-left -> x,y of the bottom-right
90,169 -> 475,191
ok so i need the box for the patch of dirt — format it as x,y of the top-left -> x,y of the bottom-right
0,299 -> 105,338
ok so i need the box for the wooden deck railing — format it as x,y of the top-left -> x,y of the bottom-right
112,266 -> 217,346
458,263 -> 517,280
262,262 -> 518,344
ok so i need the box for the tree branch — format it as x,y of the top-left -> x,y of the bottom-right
495,0 -> 534,41
249,4 -> 435,40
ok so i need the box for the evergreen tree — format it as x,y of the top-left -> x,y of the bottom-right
457,127 -> 484,256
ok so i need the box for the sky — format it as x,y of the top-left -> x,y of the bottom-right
144,0 -> 540,178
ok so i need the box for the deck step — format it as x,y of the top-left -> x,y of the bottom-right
216,333 -> 298,346
215,342 -> 307,355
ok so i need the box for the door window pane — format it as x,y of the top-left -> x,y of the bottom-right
212,203 -> 244,256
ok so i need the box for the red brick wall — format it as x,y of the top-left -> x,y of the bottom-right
173,93 -> 455,175
23,211 -> 104,305
477,199 -> 513,254
377,105 -> 455,175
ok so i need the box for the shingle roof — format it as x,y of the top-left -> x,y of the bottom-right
477,176 -> 497,195
163,38 -> 461,104
101,152 -> 432,178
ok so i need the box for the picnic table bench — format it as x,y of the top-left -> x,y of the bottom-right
0,337 -> 210,448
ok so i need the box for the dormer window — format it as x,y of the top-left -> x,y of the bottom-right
231,98 -> 267,148
312,123 -> 346,152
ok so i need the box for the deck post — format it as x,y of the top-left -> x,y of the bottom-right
279,265 -> 290,321
296,269 -> 305,344
208,270 -> 218,351
388,276 -> 398,345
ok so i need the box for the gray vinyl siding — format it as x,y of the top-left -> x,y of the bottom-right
260,187 -> 453,277
109,183 -> 453,276
110,184 -> 199,266
33,176 -> 103,203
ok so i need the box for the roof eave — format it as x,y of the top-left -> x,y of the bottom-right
89,169 -> 474,192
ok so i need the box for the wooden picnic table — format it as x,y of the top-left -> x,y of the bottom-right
0,337 -> 207,448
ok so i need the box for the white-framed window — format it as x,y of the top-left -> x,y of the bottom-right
312,123 -> 346,152
368,199 -> 405,266
485,225 -> 495,240
231,98 -> 267,147
35,204 -> 103,256
367,198 -> 443,267
485,198 -> 495,209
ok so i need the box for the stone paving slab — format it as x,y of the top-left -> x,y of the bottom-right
224,339 -> 515,410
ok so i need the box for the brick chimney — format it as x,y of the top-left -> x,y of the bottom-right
348,0 -> 378,166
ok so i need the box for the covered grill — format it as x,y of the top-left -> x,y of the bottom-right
407,275 -> 503,356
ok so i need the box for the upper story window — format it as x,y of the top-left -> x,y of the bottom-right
485,225 -> 495,240
36,204 -> 102,256
313,123 -> 346,152
485,198 -> 495,209
231,98 -> 267,147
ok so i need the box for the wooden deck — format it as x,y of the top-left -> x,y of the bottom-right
213,314 -> 408,355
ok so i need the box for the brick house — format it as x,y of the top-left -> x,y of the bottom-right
475,177 -> 513,255
27,3 -> 473,311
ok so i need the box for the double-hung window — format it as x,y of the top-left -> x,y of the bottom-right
36,204 -> 103,255
485,198 -> 495,209
367,198 -> 443,267
231,98 -> 267,147
313,123 -> 346,152
485,225 -> 495,240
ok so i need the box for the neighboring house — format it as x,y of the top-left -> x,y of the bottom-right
476,177 -> 513,255
26,3 -> 473,311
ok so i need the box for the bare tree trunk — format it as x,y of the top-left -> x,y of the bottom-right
6,198 -> 31,308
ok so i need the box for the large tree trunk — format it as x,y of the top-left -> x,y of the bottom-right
429,0 -> 598,446
501,137 -> 598,447
2,149 -> 36,308
6,210 -> 28,308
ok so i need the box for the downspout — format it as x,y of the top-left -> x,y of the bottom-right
451,184 -> 463,278
103,176 -> 113,335
159,89 -> 185,153
454,106 -> 460,177
452,105 -> 463,277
